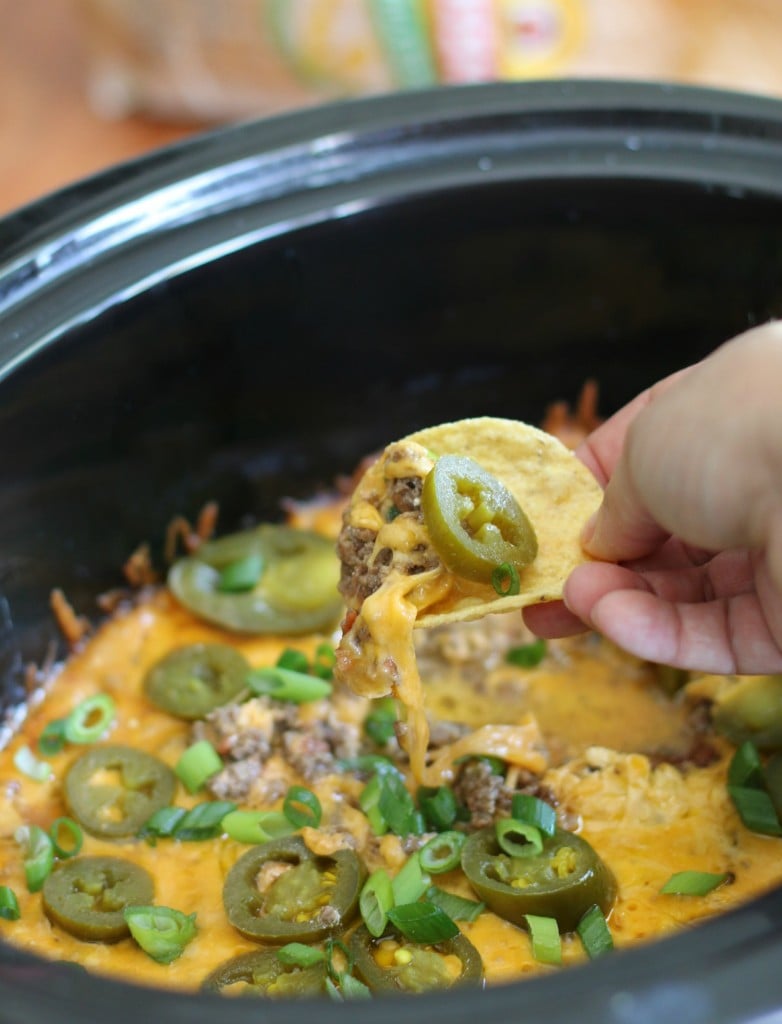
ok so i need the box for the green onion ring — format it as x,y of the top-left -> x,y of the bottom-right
283,786 -> 322,829
63,694 -> 116,744
496,818 -> 543,857
419,831 -> 466,874
48,817 -> 84,859
491,563 -> 521,596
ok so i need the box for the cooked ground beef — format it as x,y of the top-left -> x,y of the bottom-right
388,475 -> 423,514
337,524 -> 384,605
453,760 -> 513,829
196,695 -> 361,795
207,758 -> 263,802
282,729 -> 337,781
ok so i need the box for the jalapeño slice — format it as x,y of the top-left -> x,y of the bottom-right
350,923 -> 483,993
64,745 -> 176,838
202,948 -> 327,998
42,856 -> 154,942
223,835 -> 366,944
168,525 -> 342,635
461,826 -> 615,933
143,643 -> 250,720
421,455 -> 537,583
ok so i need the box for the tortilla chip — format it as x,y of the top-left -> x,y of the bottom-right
343,416 -> 602,629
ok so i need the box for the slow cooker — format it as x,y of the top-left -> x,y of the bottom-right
2,80 -> 782,1024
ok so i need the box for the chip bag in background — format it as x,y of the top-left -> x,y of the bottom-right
75,0 -> 782,123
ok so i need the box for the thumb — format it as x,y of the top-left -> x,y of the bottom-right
582,453 -> 669,563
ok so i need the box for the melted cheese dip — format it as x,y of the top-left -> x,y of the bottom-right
0,573 -> 781,993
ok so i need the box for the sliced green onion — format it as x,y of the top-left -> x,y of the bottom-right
0,886 -> 20,921
728,740 -> 765,789
275,648 -> 310,673
506,638 -> 547,667
15,825 -> 54,893
425,886 -> 485,923
525,914 -> 562,965
360,869 -> 394,938
496,818 -> 544,857
175,740 -> 223,793
326,971 -> 372,1001
221,809 -> 294,844
364,698 -> 397,746
325,937 -> 354,984
387,901 -> 459,943
491,563 -> 520,597
312,643 -> 337,681
277,942 -> 326,967
391,854 -> 430,906
511,794 -> 557,837
138,803 -> 240,842
727,785 -> 782,836
138,806 -> 188,842
337,974 -> 372,999
359,774 -> 388,836
124,906 -> 197,964
247,667 -> 332,703
174,800 -> 237,840
377,770 -> 424,838
283,786 -> 322,829
455,753 -> 506,776
63,694 -> 116,744
38,719 -> 67,756
577,904 -> 613,959
386,505 -> 401,522
13,745 -> 52,782
217,553 -> 263,593
418,786 -> 458,831
338,754 -> 398,777
48,817 -> 83,859
419,831 -> 466,874
660,871 -> 730,896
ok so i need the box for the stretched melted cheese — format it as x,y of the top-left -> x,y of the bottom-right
335,440 -> 549,783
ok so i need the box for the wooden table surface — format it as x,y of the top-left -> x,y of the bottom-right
3,0 -> 782,220
0,1 -> 195,218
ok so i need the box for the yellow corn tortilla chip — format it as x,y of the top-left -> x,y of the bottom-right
344,416 -> 603,629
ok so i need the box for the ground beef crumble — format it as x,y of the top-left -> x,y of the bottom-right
336,442 -> 439,609
453,759 -> 550,830
192,696 -> 361,803
453,759 -> 513,829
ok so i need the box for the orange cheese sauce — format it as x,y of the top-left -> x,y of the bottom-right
1,585 -> 782,993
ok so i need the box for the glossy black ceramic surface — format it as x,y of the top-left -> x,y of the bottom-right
2,80 -> 782,1024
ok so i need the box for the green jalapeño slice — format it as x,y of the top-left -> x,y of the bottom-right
42,856 -> 154,942
143,643 -> 250,720
202,949 -> 327,998
64,746 -> 176,838
421,455 -> 537,583
223,835 -> 366,944
350,923 -> 483,993
461,826 -> 616,933
168,524 -> 342,635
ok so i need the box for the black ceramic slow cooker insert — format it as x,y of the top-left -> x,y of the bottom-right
2,80 -> 782,1024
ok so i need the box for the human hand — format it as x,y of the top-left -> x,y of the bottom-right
524,323 -> 782,674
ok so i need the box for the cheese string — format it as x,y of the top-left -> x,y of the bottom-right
358,571 -> 547,785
